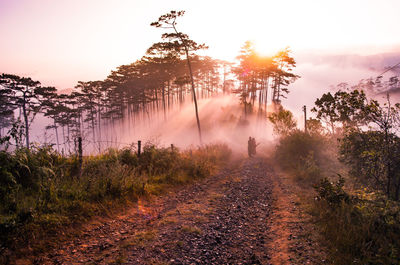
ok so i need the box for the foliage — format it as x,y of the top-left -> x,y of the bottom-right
312,86 -> 400,134
233,41 -> 299,116
1,55 -> 225,152
0,87 -> 16,132
274,130 -> 330,183
0,74 -> 57,149
150,10 -> 208,143
268,107 -> 297,136
307,80 -> 400,264
312,89 -> 371,133
314,176 -> 351,206
0,119 -> 25,151
150,11 -> 208,58
306,118 -> 325,136
312,178 -> 400,264
313,88 -> 400,200
339,129 -> 400,200
0,143 -> 231,256
0,12 -> 300,152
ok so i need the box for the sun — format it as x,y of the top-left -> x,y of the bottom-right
253,39 -> 290,57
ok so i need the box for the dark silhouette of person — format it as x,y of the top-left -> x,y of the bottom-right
248,137 -> 257,157
248,137 -> 253,157
252,137 -> 257,156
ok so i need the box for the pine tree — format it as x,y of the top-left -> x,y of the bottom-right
151,10 -> 208,144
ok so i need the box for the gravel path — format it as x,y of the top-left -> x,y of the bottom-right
35,157 -> 323,265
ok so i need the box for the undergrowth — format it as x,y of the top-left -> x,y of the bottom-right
312,177 -> 400,264
0,142 -> 231,259
274,129 -> 400,264
274,129 -> 334,184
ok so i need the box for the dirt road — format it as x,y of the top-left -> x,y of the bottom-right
36,158 -> 323,265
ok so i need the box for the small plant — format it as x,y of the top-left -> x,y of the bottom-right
313,175 -> 351,206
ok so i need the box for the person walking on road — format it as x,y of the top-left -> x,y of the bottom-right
248,137 -> 258,157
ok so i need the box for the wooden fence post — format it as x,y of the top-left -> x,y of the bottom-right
78,136 -> 83,178
138,140 -> 141,157
303,105 -> 307,133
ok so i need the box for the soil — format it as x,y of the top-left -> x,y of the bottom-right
15,157 -> 325,264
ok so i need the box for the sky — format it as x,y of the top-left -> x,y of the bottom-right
1,0 -> 400,89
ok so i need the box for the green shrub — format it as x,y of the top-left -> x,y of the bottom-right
339,129 -> 400,200
312,177 -> 400,264
118,147 -> 138,167
314,176 -> 351,206
275,130 -> 329,183
295,152 -> 321,182
268,107 -> 297,136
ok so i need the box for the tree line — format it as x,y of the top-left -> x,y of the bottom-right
0,10 -> 299,152
233,41 -> 299,117
312,79 -> 400,200
0,57 -> 226,152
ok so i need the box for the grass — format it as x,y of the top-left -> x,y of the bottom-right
158,216 -> 178,226
274,129 -> 335,185
311,178 -> 400,264
180,225 -> 202,235
272,130 -> 400,264
0,142 -> 231,261
131,230 -> 157,246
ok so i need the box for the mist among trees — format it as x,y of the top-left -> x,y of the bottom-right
0,11 -> 299,153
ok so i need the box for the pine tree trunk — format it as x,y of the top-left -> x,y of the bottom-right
54,120 -> 60,152
97,105 -> 102,152
22,92 -> 30,149
184,48 -> 202,144
162,84 -> 166,121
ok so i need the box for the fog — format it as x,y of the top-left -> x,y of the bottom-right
25,50 -> 400,155
286,50 -> 400,126
115,95 -> 273,152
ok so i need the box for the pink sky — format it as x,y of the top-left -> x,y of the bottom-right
1,0 -> 400,89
